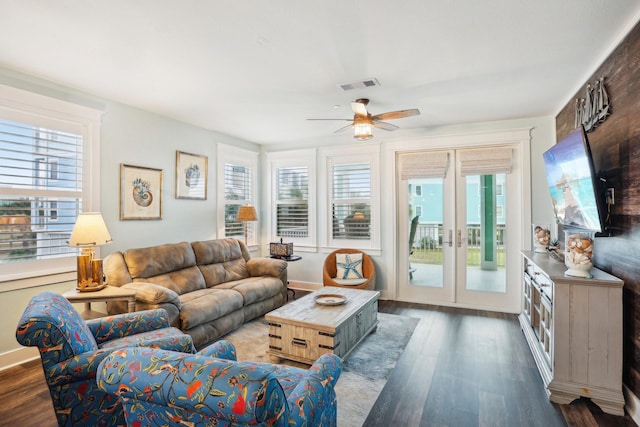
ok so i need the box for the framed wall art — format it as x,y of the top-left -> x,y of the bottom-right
176,150 -> 208,200
120,163 -> 163,220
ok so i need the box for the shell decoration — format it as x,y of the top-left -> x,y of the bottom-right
132,177 -> 153,207
565,233 -> 593,277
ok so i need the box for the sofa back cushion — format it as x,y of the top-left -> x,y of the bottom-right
192,239 -> 250,287
123,242 -> 206,294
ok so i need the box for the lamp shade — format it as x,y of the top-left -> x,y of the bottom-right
69,212 -> 112,247
353,121 -> 373,140
236,205 -> 258,222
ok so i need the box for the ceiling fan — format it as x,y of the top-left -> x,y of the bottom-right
308,98 -> 420,140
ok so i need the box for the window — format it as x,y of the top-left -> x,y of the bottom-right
332,162 -> 371,240
217,145 -> 257,245
267,149 -> 316,249
416,206 -> 422,217
276,166 -> 308,237
322,145 -> 380,251
416,185 -> 422,196
0,84 -> 102,282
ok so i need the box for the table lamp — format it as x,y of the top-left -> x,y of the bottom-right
68,212 -> 112,291
236,204 -> 258,245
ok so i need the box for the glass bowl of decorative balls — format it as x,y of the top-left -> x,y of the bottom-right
564,233 -> 594,278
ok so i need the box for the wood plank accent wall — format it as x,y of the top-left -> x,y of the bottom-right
556,20 -> 640,398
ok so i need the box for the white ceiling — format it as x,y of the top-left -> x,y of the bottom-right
1,1 -> 639,145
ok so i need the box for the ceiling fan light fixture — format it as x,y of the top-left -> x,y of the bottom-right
353,121 -> 373,140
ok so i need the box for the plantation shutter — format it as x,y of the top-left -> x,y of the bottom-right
276,166 -> 309,238
224,162 -> 253,239
0,118 -> 82,262
332,162 -> 371,240
398,151 -> 450,179
459,147 -> 513,176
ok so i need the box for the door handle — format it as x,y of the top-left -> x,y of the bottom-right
443,229 -> 453,247
457,230 -> 463,248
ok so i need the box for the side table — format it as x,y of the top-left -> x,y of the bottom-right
63,286 -> 136,319
270,255 -> 301,300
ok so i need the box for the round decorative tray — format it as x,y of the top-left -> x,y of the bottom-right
314,294 -> 347,306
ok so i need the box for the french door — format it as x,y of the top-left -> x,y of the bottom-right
397,147 -> 521,312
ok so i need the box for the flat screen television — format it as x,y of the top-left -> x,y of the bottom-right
542,126 -> 604,232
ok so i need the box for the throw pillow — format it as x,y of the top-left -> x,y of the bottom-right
335,253 -> 364,279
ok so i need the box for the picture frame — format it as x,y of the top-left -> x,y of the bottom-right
120,163 -> 163,220
176,151 -> 208,200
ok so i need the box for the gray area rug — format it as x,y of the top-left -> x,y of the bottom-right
220,312 -> 419,427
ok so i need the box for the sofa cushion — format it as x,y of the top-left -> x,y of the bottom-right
133,265 -> 206,295
124,241 -> 198,277
179,288 -> 244,330
192,239 -> 250,286
216,276 -> 285,306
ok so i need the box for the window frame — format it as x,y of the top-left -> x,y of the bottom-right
320,145 -> 380,253
217,144 -> 258,247
0,84 -> 102,285
266,149 -> 317,250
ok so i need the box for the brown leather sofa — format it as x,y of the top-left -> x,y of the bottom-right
104,238 -> 287,347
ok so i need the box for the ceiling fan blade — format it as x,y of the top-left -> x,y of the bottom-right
372,108 -> 420,121
372,121 -> 399,131
334,124 -> 353,133
351,101 -> 369,117
307,118 -> 352,121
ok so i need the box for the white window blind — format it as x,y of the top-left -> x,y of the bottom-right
331,162 -> 371,240
224,162 -> 253,240
0,119 -> 82,263
459,147 -> 513,176
398,151 -> 449,179
276,166 -> 309,239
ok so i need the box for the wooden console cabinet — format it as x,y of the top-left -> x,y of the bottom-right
519,251 -> 624,415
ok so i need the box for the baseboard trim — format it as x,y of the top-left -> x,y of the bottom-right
0,346 -> 39,372
624,384 -> 640,424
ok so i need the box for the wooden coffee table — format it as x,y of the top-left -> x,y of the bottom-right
265,287 -> 379,364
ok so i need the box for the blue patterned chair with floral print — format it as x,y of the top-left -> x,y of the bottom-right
96,341 -> 343,427
15,291 -> 197,427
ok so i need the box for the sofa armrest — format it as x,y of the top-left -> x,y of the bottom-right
196,339 -> 237,360
86,309 -> 171,344
286,353 -> 342,424
121,281 -> 182,308
46,348 -> 113,386
247,258 -> 287,280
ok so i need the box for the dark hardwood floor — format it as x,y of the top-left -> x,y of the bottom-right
367,300 -> 636,427
0,298 -> 635,427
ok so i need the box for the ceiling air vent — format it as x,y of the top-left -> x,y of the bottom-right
339,78 -> 381,91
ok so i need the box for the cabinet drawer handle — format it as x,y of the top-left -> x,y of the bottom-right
292,338 -> 307,348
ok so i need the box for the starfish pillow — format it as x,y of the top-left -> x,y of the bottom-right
336,253 -> 364,279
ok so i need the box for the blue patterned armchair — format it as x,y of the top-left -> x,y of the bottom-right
15,291 -> 196,427
96,341 -> 343,426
